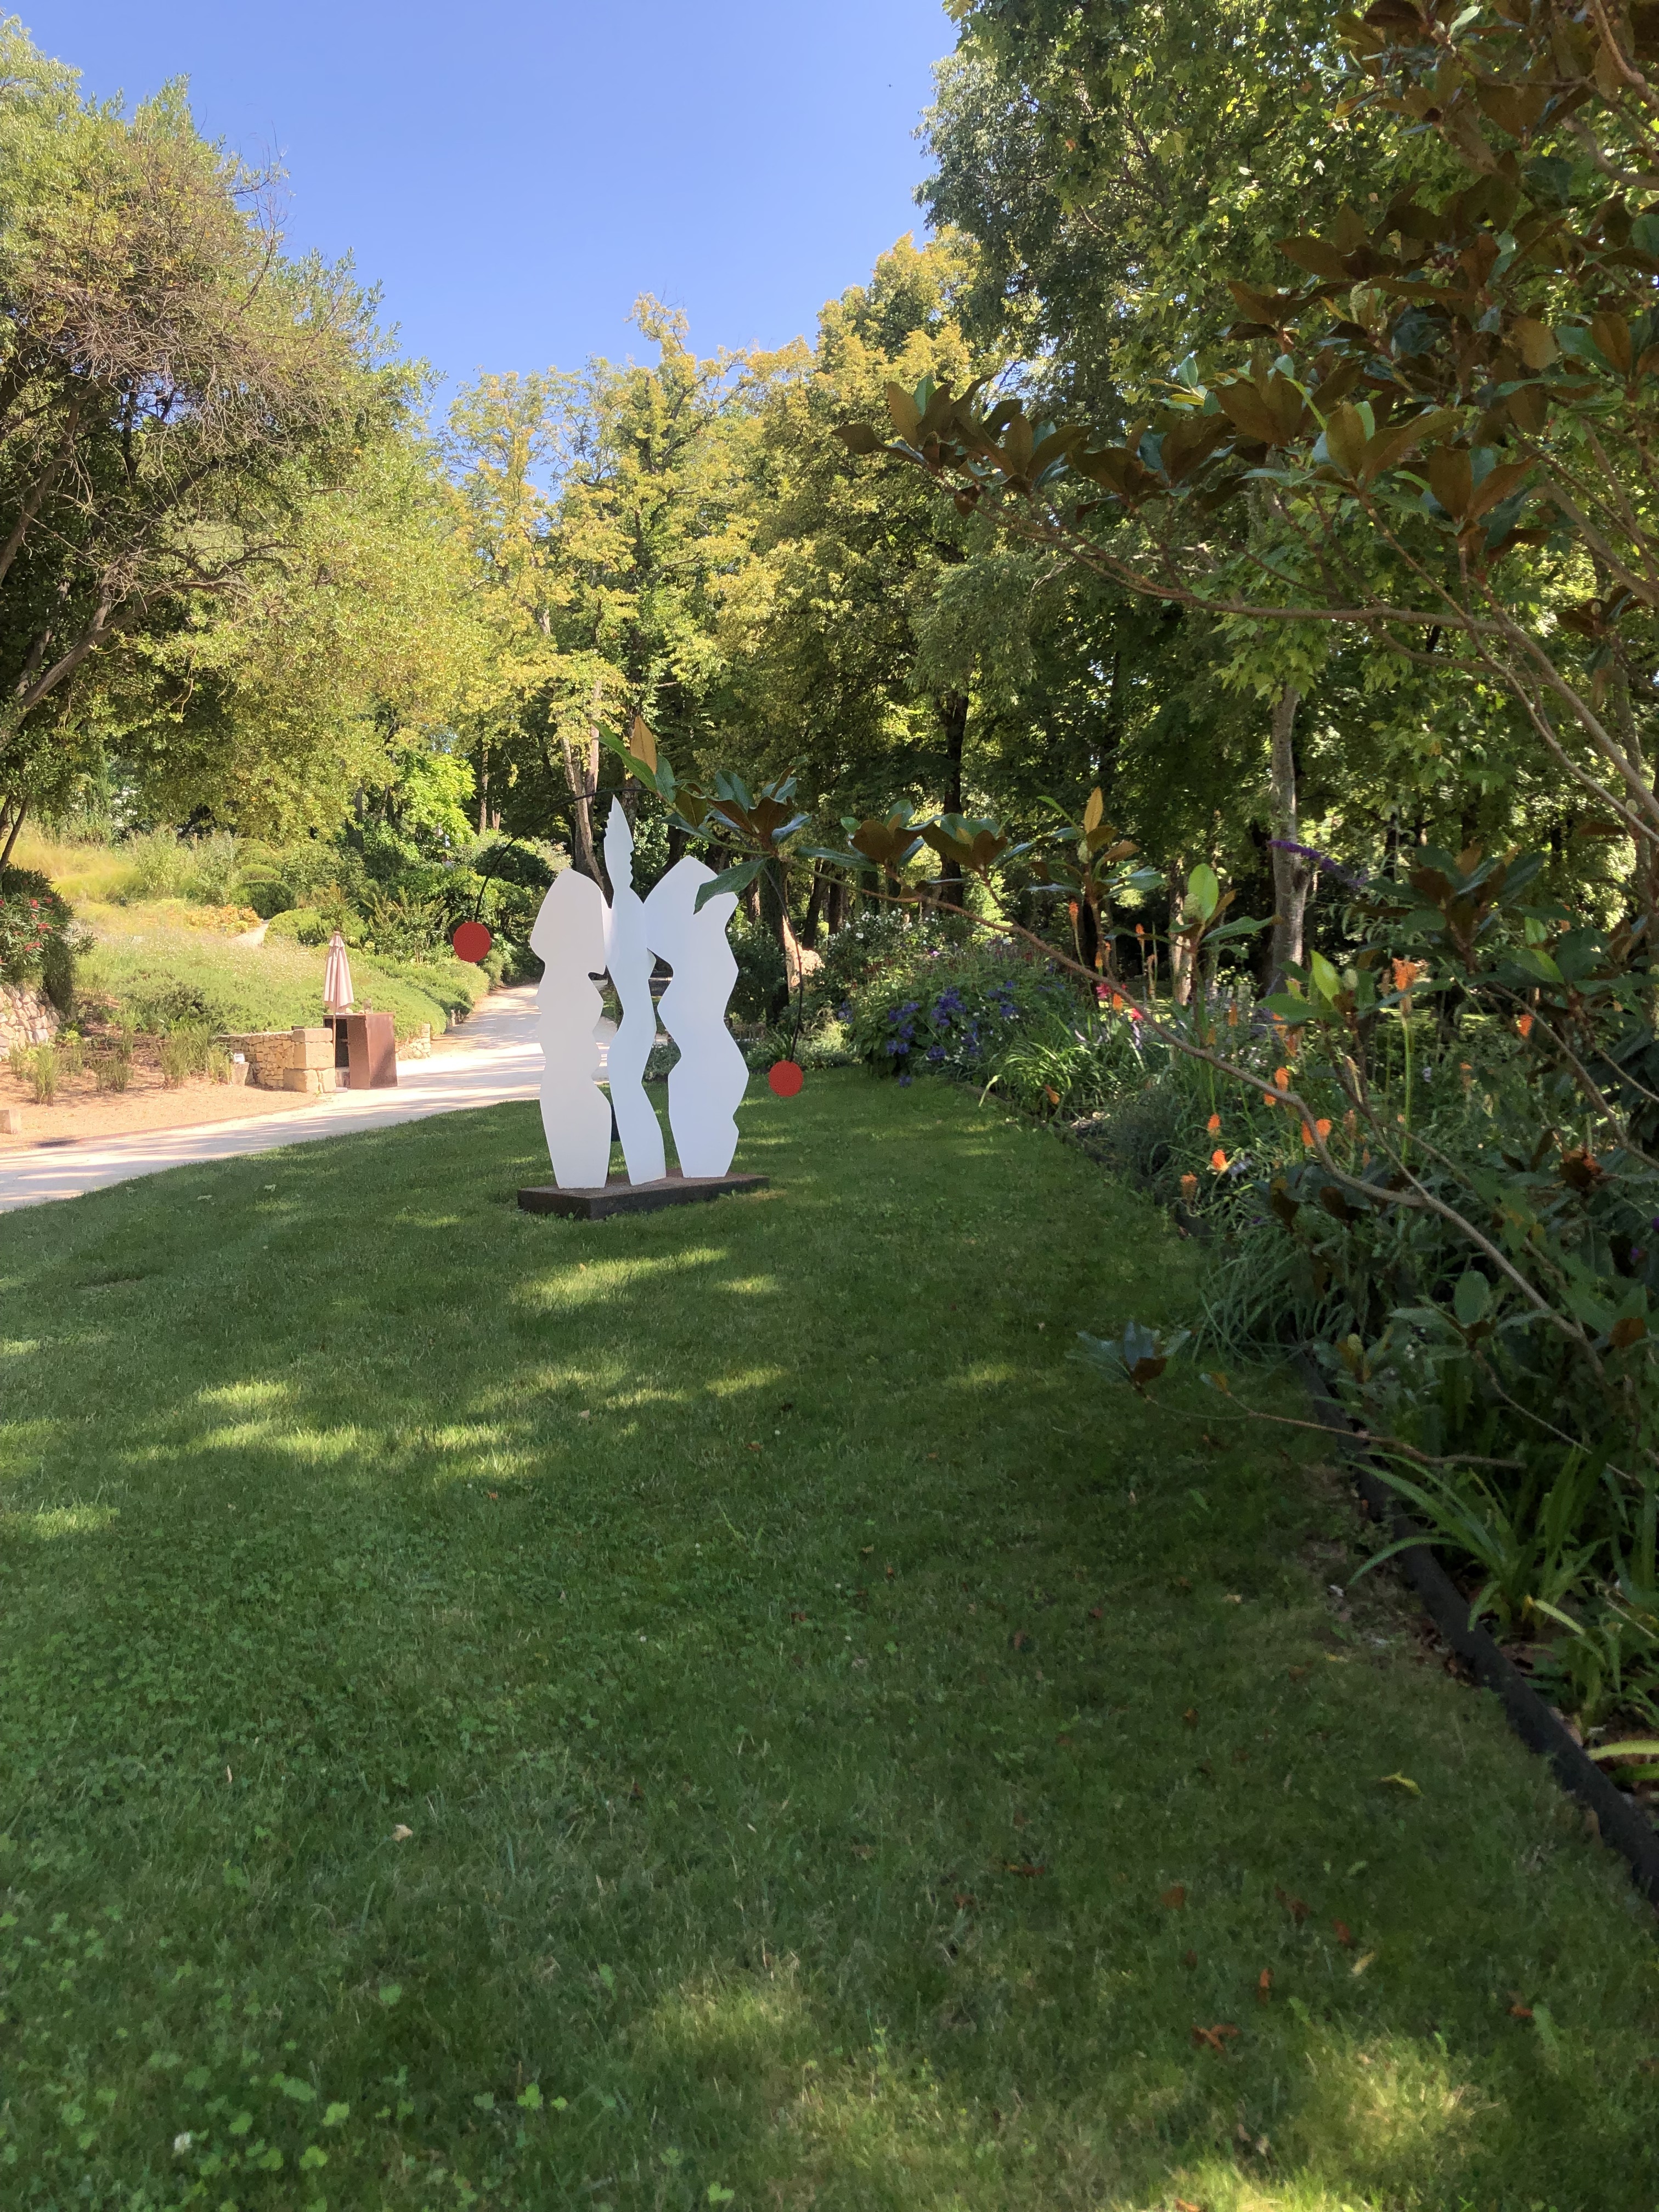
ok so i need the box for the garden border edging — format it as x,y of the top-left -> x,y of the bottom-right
1294,1352 -> 1659,1910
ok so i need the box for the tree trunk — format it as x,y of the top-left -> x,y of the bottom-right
802,870 -> 826,947
935,690 -> 969,910
1167,854 -> 1195,1006
477,743 -> 489,837
561,691 -> 605,889
1,795 -> 27,866
1267,685 -> 1311,992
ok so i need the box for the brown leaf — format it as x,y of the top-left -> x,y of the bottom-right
1174,2200 -> 1205,2212
1182,1948 -> 1198,1968
1182,1706 -> 1200,1728
1088,1605 -> 1103,1620
1162,1884 -> 1188,1908
1006,1861 -> 1046,1877
1288,1665 -> 1310,1682
1256,1968 -> 1273,2002
1333,1919 -> 1357,1948
790,1610 -> 807,1623
851,1843 -> 875,1860
1012,1630 -> 1032,1650
1190,2022 -> 1240,2053
1509,2000 -> 1534,2021
1276,1886 -> 1309,1925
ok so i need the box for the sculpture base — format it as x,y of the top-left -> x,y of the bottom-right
517,1169 -> 769,1221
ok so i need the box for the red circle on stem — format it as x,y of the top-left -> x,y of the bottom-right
452,920 -> 493,964
768,1059 -> 804,1098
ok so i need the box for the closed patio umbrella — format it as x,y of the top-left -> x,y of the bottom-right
323,930 -> 354,1015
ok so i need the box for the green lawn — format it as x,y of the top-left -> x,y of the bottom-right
1,1075 -> 1655,2211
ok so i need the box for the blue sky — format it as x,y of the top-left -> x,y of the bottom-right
22,1 -> 953,398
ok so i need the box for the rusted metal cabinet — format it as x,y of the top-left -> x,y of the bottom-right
331,1009 -> 398,1089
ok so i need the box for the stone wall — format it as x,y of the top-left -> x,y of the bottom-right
0,982 -> 59,1051
217,1026 -> 337,1094
216,1022 -> 432,1090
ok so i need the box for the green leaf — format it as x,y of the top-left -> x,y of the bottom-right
1308,950 -> 1344,1001
298,2145 -> 328,2171
517,2084 -> 544,2111
1186,861 -> 1221,922
1452,1271 -> 1491,1327
693,860 -> 761,913
322,2102 -> 350,2127
377,1982 -> 402,2007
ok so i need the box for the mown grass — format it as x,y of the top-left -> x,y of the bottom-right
0,1075 -> 1655,2211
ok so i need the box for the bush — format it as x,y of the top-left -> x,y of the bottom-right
728,913 -> 787,1022
845,938 -> 1080,1082
0,866 -> 75,999
158,1026 -> 229,1087
266,907 -> 332,948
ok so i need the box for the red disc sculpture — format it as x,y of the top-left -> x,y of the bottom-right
452,919 -> 493,964
768,1059 -> 804,1098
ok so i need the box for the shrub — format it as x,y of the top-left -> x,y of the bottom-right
728,913 -> 787,1022
93,1034 -> 132,1092
0,867 -> 73,992
23,1043 -> 56,1103
846,938 -> 1079,1082
158,1026 -> 228,1086
266,907 -> 332,948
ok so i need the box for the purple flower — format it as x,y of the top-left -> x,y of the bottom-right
898,1073 -> 912,1086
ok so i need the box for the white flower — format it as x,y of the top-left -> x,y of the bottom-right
173,2132 -> 193,2153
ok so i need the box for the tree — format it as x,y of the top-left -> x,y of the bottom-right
0,27 -> 401,848
449,302 -> 788,884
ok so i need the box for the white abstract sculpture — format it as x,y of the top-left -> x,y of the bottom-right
531,798 -> 749,1188
602,809 -> 667,1184
529,868 -> 613,1189
642,853 -> 749,1178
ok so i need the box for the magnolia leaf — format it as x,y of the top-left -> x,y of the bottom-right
885,381 -> 922,441
693,860 -> 761,913
836,421 -> 882,455
628,714 -> 658,775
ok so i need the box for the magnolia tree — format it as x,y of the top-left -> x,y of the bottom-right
603,2 -> 1658,1531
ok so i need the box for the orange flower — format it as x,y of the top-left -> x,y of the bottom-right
1180,1172 -> 1199,1200
1211,1148 -> 1229,1172
1110,991 -> 1125,1012
1391,958 -> 1425,993
1206,1113 -> 1221,1134
1316,1118 -> 1333,1141
1300,1122 -> 1315,1148
1516,1012 -> 1534,1039
1274,1065 -> 1290,1092
1226,1003 -> 1239,1028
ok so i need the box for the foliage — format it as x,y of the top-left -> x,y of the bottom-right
845,935 -> 1079,1081
0,864 -> 74,1002
0,1080 -> 1654,2205
78,915 -> 487,1041
0,26 -> 414,837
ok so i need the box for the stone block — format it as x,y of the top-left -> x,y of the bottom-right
289,1026 -> 335,1070
0,1105 -> 24,1135
281,1066 -> 337,1094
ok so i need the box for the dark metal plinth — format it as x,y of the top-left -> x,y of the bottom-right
517,1170 -> 769,1220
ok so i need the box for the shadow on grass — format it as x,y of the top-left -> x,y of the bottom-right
0,1075 -> 1654,2208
